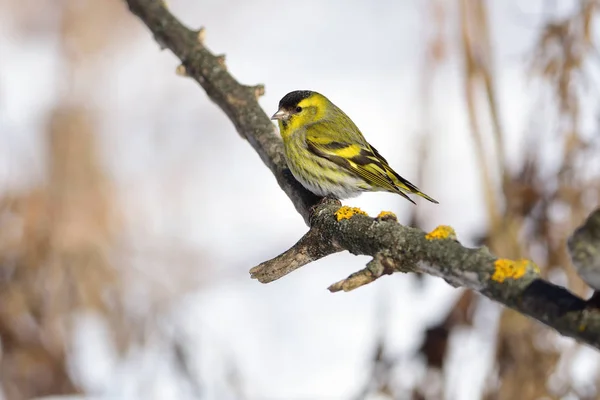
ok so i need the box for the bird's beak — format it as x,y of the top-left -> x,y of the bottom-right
271,109 -> 288,121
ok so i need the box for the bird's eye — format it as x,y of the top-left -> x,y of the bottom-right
295,106 -> 302,113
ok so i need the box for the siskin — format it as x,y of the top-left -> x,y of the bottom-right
271,90 -> 438,205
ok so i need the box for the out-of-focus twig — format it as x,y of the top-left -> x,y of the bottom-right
459,0 -> 504,231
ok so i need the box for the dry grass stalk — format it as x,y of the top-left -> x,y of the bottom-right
0,0 -> 130,398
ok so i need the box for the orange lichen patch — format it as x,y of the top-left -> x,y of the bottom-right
425,225 -> 457,240
376,211 -> 397,221
491,259 -> 534,283
335,206 -> 368,221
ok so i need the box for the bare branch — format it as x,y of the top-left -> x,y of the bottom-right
124,0 -> 600,350
124,0 -> 320,224
250,206 -> 344,283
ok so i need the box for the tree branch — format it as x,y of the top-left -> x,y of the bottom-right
125,0 -> 600,350
569,209 -> 600,305
125,0 -> 320,224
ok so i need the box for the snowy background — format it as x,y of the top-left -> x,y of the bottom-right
1,0 -> 600,399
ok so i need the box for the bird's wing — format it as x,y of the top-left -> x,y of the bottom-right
305,130 -> 417,204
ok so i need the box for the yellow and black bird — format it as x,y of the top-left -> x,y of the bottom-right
271,90 -> 438,205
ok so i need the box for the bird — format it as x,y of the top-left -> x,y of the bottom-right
271,90 -> 438,205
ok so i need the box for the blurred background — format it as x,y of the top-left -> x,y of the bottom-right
1,0 -> 600,399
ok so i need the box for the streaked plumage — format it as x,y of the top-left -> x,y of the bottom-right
271,90 -> 438,204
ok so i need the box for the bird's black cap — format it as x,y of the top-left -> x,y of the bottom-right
278,90 -> 313,110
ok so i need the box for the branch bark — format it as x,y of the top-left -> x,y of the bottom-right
125,0 -> 600,350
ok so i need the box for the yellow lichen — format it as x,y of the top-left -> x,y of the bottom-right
376,211 -> 397,221
425,225 -> 457,241
491,259 -> 534,283
335,206 -> 368,221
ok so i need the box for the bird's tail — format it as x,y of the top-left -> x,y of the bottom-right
366,144 -> 439,205
409,188 -> 439,204
387,167 -> 439,204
